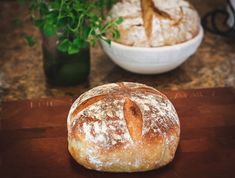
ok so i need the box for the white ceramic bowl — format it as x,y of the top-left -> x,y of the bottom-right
100,26 -> 204,74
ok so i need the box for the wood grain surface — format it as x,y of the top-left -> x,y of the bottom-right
0,88 -> 235,178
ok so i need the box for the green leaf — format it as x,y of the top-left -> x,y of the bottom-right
43,22 -> 56,38
73,37 -> 82,47
112,29 -> 120,39
105,39 -> 111,45
116,17 -> 123,25
82,26 -> 91,39
24,35 -> 35,47
57,39 -> 71,53
68,44 -> 80,55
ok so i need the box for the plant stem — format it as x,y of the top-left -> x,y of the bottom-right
57,0 -> 64,24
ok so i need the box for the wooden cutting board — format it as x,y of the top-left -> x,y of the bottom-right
1,88 -> 235,178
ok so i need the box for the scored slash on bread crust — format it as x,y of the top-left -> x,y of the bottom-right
141,0 -> 172,40
71,95 -> 107,118
67,82 -> 180,172
70,82 -> 167,131
141,0 -> 154,40
123,97 -> 143,143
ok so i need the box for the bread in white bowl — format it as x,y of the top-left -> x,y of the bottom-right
67,82 -> 180,172
100,26 -> 203,74
107,0 -> 200,47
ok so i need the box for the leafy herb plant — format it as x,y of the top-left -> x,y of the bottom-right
26,0 -> 123,55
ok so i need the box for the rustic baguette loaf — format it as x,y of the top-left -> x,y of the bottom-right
67,82 -> 180,172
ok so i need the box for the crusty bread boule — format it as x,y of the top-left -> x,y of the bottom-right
108,0 -> 200,47
67,82 -> 180,172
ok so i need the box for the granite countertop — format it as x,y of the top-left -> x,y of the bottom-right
0,0 -> 235,102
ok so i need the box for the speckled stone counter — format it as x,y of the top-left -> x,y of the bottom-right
0,0 -> 235,102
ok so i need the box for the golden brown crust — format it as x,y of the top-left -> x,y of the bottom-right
109,0 -> 200,47
67,82 -> 180,172
71,95 -> 107,117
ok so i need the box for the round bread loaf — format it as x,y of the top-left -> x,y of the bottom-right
107,0 -> 200,47
67,82 -> 180,172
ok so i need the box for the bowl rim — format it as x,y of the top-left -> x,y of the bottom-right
101,25 -> 204,51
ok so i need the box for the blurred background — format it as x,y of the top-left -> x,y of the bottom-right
0,0 -> 234,103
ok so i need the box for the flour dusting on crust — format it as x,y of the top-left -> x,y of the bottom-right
108,0 -> 200,47
68,82 -> 180,150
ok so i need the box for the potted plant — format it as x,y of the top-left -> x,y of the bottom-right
26,0 -> 122,86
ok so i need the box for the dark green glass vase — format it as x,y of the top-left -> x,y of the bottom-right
42,36 -> 90,86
